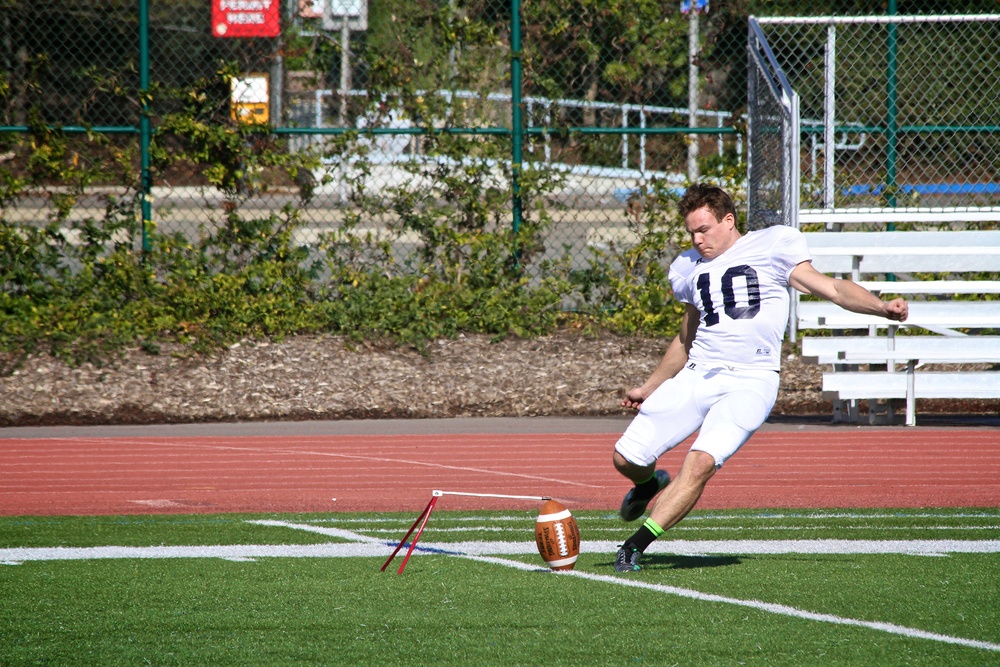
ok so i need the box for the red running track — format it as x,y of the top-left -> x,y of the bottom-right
1,429 -> 999,515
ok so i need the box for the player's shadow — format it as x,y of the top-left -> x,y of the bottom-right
637,554 -> 741,569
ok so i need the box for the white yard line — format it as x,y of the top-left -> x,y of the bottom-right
4,518 -> 998,561
358,524 -> 1000,534
480,559 -> 1000,654
311,511 -> 1000,523
6,539 -> 1000,563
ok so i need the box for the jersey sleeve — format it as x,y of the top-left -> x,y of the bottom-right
770,227 -> 811,284
668,250 -> 700,305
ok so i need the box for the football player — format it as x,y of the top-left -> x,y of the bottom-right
613,184 -> 908,573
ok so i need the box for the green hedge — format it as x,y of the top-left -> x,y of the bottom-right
1,126 -> 711,363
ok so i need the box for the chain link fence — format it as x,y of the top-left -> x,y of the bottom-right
755,13 -> 1000,231
2,1 -> 998,294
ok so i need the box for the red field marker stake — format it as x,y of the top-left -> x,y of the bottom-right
381,495 -> 439,574
381,490 -> 553,574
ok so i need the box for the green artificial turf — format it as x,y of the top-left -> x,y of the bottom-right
0,509 -> 997,666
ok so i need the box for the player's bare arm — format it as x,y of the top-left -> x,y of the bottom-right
788,261 -> 909,322
621,304 -> 699,409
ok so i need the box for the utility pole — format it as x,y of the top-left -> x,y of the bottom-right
322,1 -> 368,126
339,18 -> 350,126
682,0 -> 707,183
687,7 -> 699,182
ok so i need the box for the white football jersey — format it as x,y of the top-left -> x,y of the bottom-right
669,224 -> 811,371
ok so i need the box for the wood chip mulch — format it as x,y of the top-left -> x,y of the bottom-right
1,332 -> 996,426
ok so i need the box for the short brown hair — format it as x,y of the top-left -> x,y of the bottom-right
678,183 -> 737,223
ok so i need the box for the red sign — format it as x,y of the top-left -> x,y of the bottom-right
212,0 -> 280,38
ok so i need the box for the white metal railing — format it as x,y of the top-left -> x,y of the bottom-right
300,88 -> 739,175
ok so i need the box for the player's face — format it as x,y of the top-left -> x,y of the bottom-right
685,206 -> 738,259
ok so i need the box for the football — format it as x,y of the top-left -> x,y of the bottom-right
534,499 -> 580,571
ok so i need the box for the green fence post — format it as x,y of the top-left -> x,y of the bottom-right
139,0 -> 152,254
510,0 -> 523,236
885,0 -> 898,218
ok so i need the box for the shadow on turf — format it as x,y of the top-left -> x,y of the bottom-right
597,554 -> 740,570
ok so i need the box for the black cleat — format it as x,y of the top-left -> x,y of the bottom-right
619,469 -> 670,521
614,544 -> 642,573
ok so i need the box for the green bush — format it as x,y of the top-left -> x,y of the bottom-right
0,158 -> 687,363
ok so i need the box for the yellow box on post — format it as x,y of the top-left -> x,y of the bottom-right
231,74 -> 269,124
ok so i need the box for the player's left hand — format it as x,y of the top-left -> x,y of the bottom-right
621,387 -> 646,410
883,297 -> 908,322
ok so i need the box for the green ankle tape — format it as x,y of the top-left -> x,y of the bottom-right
642,517 -> 665,538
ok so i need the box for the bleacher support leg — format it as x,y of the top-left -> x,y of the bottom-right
905,360 -> 917,426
